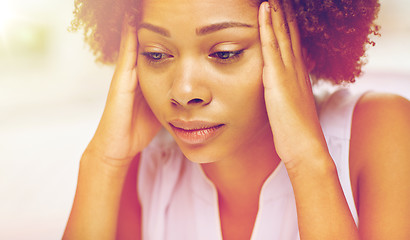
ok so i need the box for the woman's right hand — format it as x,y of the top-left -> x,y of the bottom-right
86,17 -> 161,166
63,17 -> 158,240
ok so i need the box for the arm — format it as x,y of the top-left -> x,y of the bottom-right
63,17 -> 160,239
63,151 -> 138,240
286,153 -> 358,239
350,93 -> 410,240
259,1 -> 358,239
116,155 -> 142,240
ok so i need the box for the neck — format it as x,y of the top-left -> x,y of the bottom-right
201,126 -> 281,207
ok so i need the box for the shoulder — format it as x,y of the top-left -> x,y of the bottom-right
353,92 -> 410,125
350,91 -> 410,178
349,92 -> 410,239
350,92 -> 410,163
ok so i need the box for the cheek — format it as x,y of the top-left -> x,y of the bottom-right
231,58 -> 267,123
231,51 -> 264,107
137,64 -> 167,118
245,47 -> 264,103
137,64 -> 151,101
236,44 -> 264,90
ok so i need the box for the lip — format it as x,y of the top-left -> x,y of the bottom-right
169,119 -> 225,145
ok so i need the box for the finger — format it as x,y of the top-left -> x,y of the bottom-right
269,0 -> 294,64
110,14 -> 139,94
283,0 -> 303,61
259,1 -> 284,71
104,15 -> 139,118
117,14 -> 138,72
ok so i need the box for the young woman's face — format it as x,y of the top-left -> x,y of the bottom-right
137,0 -> 273,163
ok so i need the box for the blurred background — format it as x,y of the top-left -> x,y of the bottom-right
0,0 -> 409,239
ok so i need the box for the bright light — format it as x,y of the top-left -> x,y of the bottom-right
0,1 -> 16,34
0,0 -> 19,49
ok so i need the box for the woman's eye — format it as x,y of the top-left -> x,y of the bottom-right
150,52 -> 164,60
209,50 -> 244,63
141,52 -> 173,64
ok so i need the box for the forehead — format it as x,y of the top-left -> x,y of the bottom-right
140,0 -> 259,27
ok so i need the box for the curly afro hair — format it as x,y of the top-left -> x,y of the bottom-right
70,0 -> 380,84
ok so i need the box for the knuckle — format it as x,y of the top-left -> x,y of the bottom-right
281,22 -> 290,34
270,40 -> 280,51
263,39 -> 279,51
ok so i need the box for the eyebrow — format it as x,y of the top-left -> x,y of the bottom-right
196,22 -> 255,36
138,23 -> 171,37
138,21 -> 255,37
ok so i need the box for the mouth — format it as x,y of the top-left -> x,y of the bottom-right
169,119 -> 225,145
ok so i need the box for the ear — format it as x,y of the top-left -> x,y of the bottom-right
302,48 -> 316,73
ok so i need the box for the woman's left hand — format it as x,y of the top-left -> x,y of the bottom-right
258,0 -> 330,172
259,4 -> 363,239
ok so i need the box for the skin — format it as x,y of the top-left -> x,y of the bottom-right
138,0 -> 274,165
137,1 -> 280,238
137,2 -> 280,237
63,0 -> 410,239
350,92 -> 410,240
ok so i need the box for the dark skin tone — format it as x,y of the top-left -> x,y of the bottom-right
63,1 -> 410,239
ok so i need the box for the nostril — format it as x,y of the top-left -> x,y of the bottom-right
171,99 -> 179,106
188,98 -> 203,104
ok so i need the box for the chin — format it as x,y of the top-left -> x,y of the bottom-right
176,142 -> 221,164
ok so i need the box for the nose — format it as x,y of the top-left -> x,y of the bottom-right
169,60 -> 212,108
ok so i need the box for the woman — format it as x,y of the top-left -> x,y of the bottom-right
64,0 -> 410,239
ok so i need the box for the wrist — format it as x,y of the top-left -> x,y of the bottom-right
81,147 -> 136,179
65,146 -> 137,239
85,135 -> 143,166
286,153 -> 359,240
284,150 -> 337,182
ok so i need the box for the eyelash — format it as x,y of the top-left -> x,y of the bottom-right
209,50 -> 244,64
140,50 -> 244,65
141,52 -> 173,65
